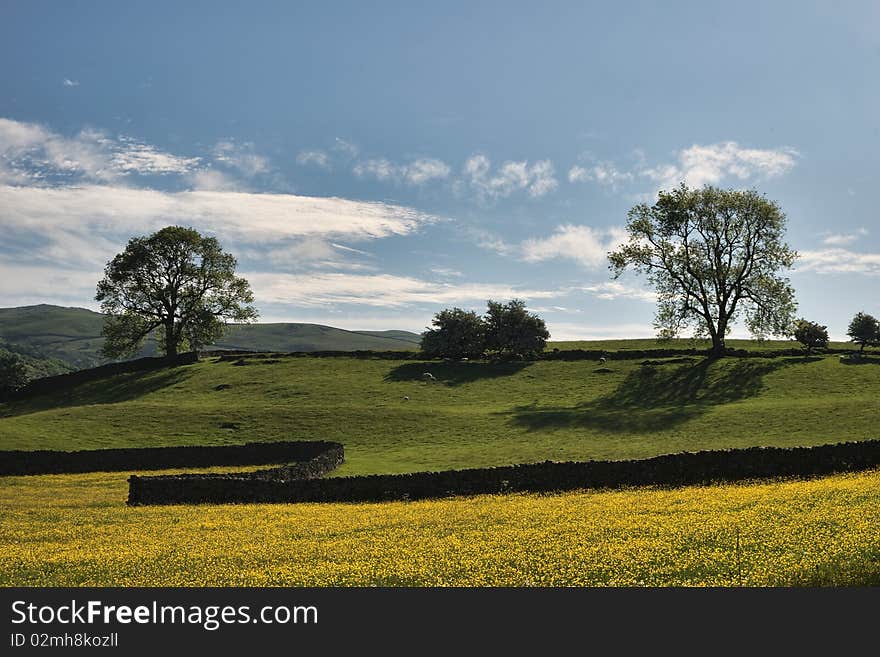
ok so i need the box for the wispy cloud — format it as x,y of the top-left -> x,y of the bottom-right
296,150 -> 332,170
565,142 -> 798,195
0,117 -> 200,183
568,162 -> 632,188
797,248 -> 880,275
463,154 -> 558,199
62,78 -> 79,87
332,137 -> 359,159
0,184 -> 442,270
245,271 -> 566,308
579,281 -> 657,302
212,140 -> 269,177
520,224 -> 626,268
821,228 -> 868,246
353,157 -> 451,185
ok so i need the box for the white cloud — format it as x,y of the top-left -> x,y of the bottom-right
332,138 -> 359,158
296,150 -> 332,169
353,157 -> 451,185
821,229 -> 868,246
0,117 -> 200,182
579,281 -> 657,302
797,248 -> 880,275
186,169 -> 240,191
568,163 -> 633,188
403,158 -> 451,185
430,267 -> 463,279
520,225 -> 626,268
62,79 -> 79,87
212,140 -> 269,177
464,154 -> 558,198
0,184 -> 442,268
245,272 -> 565,308
353,158 -> 397,181
111,136 -> 200,174
642,141 -> 799,191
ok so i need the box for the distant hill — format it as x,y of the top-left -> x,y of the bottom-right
0,305 -> 422,372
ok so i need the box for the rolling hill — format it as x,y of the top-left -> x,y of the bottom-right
0,305 -> 422,372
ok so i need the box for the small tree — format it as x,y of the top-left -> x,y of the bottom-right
792,319 -> 828,354
420,308 -> 486,360
484,299 -> 549,359
96,226 -> 258,359
0,351 -> 28,399
846,312 -> 880,354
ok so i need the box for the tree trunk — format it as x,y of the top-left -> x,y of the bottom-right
164,320 -> 178,358
709,334 -> 726,359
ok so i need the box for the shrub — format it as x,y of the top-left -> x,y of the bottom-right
484,299 -> 550,359
792,319 -> 829,354
419,308 -> 486,360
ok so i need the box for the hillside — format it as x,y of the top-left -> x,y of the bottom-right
2,349 -> 878,475
0,305 -> 421,371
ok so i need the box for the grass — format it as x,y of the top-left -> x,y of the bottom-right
549,337 -> 873,352
2,352 -> 879,476
1,468 -> 877,586
3,341 -> 879,586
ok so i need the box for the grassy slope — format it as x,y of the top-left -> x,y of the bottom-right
2,352 -> 879,475
2,468 -> 877,585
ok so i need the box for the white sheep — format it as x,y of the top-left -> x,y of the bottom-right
599,357 -> 607,365
421,372 -> 437,382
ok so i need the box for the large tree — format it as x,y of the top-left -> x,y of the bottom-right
609,184 -> 798,358
96,226 -> 258,358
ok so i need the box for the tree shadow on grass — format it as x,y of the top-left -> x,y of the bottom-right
384,360 -> 532,386
505,357 -> 811,433
0,367 -> 192,420
838,355 -> 880,366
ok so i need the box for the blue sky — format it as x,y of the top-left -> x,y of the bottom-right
1,0 -> 878,339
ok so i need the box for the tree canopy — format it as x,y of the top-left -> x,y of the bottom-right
420,308 -> 486,360
609,184 -> 798,357
0,351 -> 28,399
792,319 -> 828,354
420,300 -> 549,360
484,299 -> 550,358
95,226 -> 258,359
846,312 -> 879,354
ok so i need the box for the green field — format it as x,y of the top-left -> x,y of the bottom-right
2,350 -> 879,476
3,344 -> 879,586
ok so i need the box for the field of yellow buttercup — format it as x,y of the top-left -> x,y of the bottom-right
2,468 -> 878,587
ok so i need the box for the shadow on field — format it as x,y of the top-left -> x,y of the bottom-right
839,355 -> 880,365
0,368 -> 190,419
505,357 -> 808,433
385,360 -> 531,386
